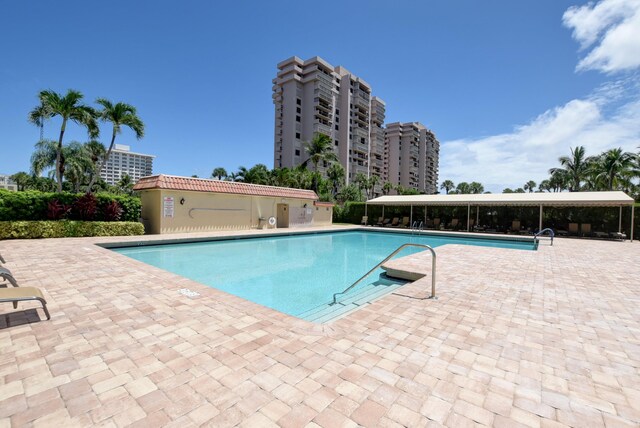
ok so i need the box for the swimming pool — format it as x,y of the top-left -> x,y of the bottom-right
112,230 -> 535,321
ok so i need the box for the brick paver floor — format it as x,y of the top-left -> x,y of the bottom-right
0,227 -> 639,427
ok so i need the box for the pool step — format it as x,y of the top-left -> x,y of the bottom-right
299,275 -> 408,323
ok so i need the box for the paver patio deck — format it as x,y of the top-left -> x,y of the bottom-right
0,226 -> 639,427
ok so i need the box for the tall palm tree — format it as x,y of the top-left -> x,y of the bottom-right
367,175 -> 380,199
10,172 -> 31,191
212,167 -> 227,180
63,141 -> 93,193
88,98 -> 144,190
455,182 -> 472,194
29,89 -> 99,192
440,180 -> 455,194
524,180 -> 536,193
590,148 -> 636,190
353,172 -> 368,199
326,163 -> 345,197
30,139 -> 58,178
303,133 -> 337,191
84,140 -> 106,191
549,146 -> 588,192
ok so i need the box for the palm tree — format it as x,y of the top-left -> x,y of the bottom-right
87,99 -> 144,190
590,148 -> 636,190
524,180 -> 536,193
353,172 -> 368,200
212,167 -> 227,180
117,174 -> 134,195
382,181 -> 394,195
30,139 -> 58,178
10,172 -> 31,191
84,140 -> 106,191
549,146 -> 588,192
455,182 -> 472,194
538,179 -> 551,192
29,89 -> 99,192
326,163 -> 345,197
469,182 -> 484,194
367,175 -> 380,199
440,180 -> 455,194
302,133 -> 338,172
63,142 -> 93,193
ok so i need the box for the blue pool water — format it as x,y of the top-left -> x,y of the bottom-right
112,231 -> 534,319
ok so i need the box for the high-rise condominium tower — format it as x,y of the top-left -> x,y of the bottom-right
385,122 -> 440,194
273,56 -> 439,196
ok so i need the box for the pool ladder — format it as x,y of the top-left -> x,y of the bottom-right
330,243 -> 437,305
534,228 -> 554,246
411,221 -> 424,234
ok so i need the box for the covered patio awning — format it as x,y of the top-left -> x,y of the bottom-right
366,191 -> 635,240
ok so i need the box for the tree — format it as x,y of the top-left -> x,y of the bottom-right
10,172 -> 31,191
524,180 -> 536,193
382,181 -> 394,195
538,179 -> 551,192
303,133 -> 338,192
469,182 -> 484,194
29,89 -> 99,192
336,184 -> 361,203
455,182 -> 472,194
590,148 -> 636,190
353,172 -> 368,200
502,188 -> 514,193
30,139 -> 58,178
62,142 -> 93,193
212,167 -> 227,180
326,163 -> 345,197
117,174 -> 134,195
84,140 -> 106,191
549,146 -> 588,192
367,175 -> 380,199
440,180 -> 455,194
88,98 -> 144,190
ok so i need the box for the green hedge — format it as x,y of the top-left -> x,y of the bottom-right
0,190 -> 141,222
0,221 -> 144,239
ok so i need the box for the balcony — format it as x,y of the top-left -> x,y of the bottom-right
314,123 -> 332,136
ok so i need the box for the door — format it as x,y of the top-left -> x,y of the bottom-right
277,204 -> 289,228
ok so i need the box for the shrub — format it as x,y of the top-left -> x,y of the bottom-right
103,201 -> 122,221
0,190 -> 140,221
47,199 -> 70,220
72,193 -> 98,221
0,221 -> 144,239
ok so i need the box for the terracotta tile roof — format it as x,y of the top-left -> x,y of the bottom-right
133,174 -> 318,200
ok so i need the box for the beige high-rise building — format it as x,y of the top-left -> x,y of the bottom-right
100,144 -> 155,185
272,56 -> 385,189
385,122 -> 440,194
272,56 -> 439,197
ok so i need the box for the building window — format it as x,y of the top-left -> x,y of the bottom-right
296,107 -> 301,114
296,99 -> 301,105
295,132 -> 301,139
295,149 -> 300,156
296,116 -> 301,122
335,125 -> 339,130
335,140 -> 339,146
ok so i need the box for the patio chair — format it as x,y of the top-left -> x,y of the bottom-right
360,216 -> 368,226
381,218 -> 391,227
511,220 -> 521,233
610,231 -> 627,240
386,217 -> 399,227
581,223 -> 592,237
395,217 -> 410,228
375,217 -> 384,226
568,223 -> 579,236
433,218 -> 441,229
0,267 -> 19,288
0,286 -> 50,320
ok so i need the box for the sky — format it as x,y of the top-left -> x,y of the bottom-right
1,0 -> 639,193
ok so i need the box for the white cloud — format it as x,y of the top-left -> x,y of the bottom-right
563,0 -> 640,73
440,83 -> 640,193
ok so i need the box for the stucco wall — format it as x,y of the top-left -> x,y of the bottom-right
139,189 -> 328,234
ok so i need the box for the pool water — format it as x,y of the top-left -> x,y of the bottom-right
113,231 -> 534,319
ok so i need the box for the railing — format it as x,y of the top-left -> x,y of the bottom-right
330,243 -> 436,305
534,228 -> 555,246
411,221 -> 424,234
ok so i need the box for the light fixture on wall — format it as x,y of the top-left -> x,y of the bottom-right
303,203 -> 307,208
180,198 -> 185,205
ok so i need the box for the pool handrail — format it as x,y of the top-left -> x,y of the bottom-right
330,243 -> 436,305
534,228 -> 554,246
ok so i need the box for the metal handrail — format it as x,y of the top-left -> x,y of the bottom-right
534,228 -> 555,246
330,243 -> 436,305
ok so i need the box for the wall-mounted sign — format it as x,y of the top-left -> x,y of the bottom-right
163,197 -> 175,217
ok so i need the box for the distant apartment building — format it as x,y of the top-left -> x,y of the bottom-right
272,55 -> 439,196
100,144 -> 154,185
385,122 -> 440,194
0,173 -> 17,191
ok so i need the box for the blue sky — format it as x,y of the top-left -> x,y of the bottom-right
1,0 -> 639,192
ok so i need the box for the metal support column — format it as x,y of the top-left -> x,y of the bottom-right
476,206 -> 480,230
539,205 -> 543,232
631,205 -> 635,242
424,206 -> 427,225
410,205 -> 413,226
619,206 -> 622,233
467,204 -> 471,232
